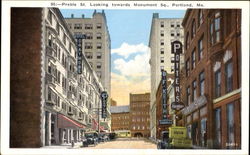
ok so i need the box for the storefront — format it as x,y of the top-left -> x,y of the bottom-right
182,95 -> 208,148
44,111 -> 86,145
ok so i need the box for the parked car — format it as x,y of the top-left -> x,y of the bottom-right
82,136 -> 88,147
85,131 -> 98,146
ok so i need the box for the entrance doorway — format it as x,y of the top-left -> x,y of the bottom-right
134,132 -> 143,138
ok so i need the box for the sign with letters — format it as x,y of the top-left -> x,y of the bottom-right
171,41 -> 184,111
75,34 -> 85,74
101,91 -> 108,118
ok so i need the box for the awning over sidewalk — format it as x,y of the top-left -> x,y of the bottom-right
58,114 -> 86,129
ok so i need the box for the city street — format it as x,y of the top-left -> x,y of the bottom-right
43,138 -> 157,149
86,138 -> 156,149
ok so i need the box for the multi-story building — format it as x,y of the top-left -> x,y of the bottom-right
148,13 -> 184,140
65,10 -> 111,97
110,98 -> 117,106
10,8 -> 108,147
130,93 -> 150,138
110,106 -> 130,131
181,9 -> 241,149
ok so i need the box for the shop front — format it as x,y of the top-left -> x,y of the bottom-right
182,95 -> 208,148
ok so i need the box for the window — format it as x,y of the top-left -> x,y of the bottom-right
176,22 -> 180,28
160,48 -> 164,54
170,22 -> 174,27
200,118 -> 207,147
97,62 -> 102,69
85,52 -> 93,59
185,32 -> 190,49
225,60 -> 233,93
96,71 -> 101,78
198,36 -> 204,60
160,39 -> 164,45
96,43 -> 102,49
215,69 -> 221,98
96,23 -> 102,29
214,108 -> 221,148
176,32 -> 180,37
56,23 -> 60,34
96,33 -> 102,39
85,24 -> 93,29
63,33 -> 66,45
186,59 -> 190,77
48,10 -> 52,24
210,11 -> 221,45
160,30 -> 164,37
86,33 -> 93,39
192,80 -> 197,101
191,50 -> 196,69
199,71 -> 205,96
85,42 -> 93,49
187,86 -> 191,105
160,57 -> 164,63
198,10 -> 204,27
160,66 -> 164,70
227,103 -> 235,148
191,19 -> 196,39
74,23 -> 82,29
97,52 -> 102,59
160,21 -> 164,27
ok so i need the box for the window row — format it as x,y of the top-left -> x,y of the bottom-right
160,21 -> 181,28
186,70 -> 205,105
68,23 -> 102,30
132,125 -> 150,130
84,42 -> 102,49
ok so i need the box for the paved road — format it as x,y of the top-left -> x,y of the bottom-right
85,138 -> 157,149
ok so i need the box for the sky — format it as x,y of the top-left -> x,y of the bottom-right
60,9 -> 186,106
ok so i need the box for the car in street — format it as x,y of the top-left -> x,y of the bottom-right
82,135 -> 88,147
85,131 -> 99,146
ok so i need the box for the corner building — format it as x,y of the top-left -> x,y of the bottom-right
130,93 -> 150,138
10,8 -> 108,147
181,9 -> 241,149
148,13 -> 184,140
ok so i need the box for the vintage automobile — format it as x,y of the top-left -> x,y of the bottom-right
85,131 -> 99,146
82,135 -> 88,147
157,126 -> 192,149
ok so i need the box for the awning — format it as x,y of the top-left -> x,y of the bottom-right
58,114 -> 86,129
92,119 -> 105,131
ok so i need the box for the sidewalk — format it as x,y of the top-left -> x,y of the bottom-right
42,142 -> 83,149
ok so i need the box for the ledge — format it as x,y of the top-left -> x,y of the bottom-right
213,88 -> 241,104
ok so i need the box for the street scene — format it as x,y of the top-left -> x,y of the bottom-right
8,5 -> 243,152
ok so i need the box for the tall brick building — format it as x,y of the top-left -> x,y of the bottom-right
130,93 -> 150,138
181,9 -> 241,149
10,8 -> 107,147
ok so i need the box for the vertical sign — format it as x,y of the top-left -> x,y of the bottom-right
171,41 -> 184,110
159,70 -> 172,125
75,34 -> 85,74
101,91 -> 108,119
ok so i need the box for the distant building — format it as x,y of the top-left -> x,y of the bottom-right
130,93 -> 150,138
148,13 -> 184,140
181,9 -> 241,149
110,106 -> 130,131
110,98 -> 117,106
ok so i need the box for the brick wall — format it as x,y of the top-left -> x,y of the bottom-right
10,8 -> 42,148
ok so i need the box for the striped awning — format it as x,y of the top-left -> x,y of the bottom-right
58,114 -> 86,129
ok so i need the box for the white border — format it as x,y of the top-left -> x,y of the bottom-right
1,1 -> 249,155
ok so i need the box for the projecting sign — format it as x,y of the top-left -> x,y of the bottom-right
75,34 -> 85,74
171,41 -> 184,111
101,91 -> 108,119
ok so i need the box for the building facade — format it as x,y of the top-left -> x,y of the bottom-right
10,8 -> 109,147
181,9 -> 241,149
65,10 -> 111,97
148,13 -> 184,140
110,106 -> 130,131
130,93 -> 150,138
